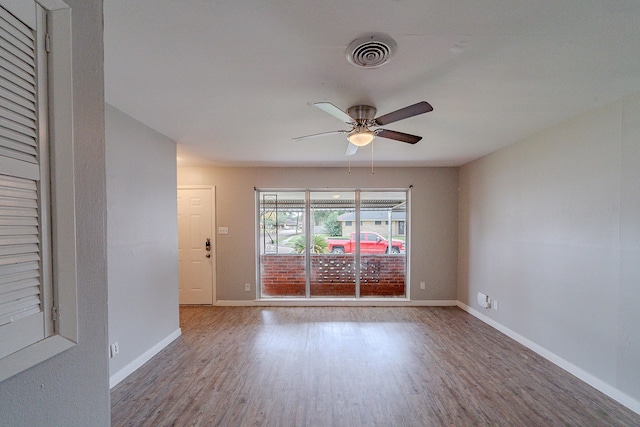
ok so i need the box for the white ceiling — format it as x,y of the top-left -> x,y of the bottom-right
103,0 -> 640,167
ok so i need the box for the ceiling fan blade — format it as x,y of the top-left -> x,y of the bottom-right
292,130 -> 348,141
376,129 -> 422,144
374,101 -> 433,126
345,142 -> 358,156
314,102 -> 356,124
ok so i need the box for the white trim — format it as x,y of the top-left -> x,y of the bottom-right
109,328 -> 182,389
178,185 -> 216,189
48,0 -> 78,345
0,334 -> 75,383
216,299 -> 458,307
457,301 -> 640,415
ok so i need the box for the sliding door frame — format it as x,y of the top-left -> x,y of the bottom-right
256,187 -> 411,300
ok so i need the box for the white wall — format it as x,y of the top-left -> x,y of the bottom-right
0,0 -> 111,425
177,166 -> 459,302
458,93 -> 640,409
106,105 -> 180,386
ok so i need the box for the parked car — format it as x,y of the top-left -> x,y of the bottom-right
326,232 -> 404,254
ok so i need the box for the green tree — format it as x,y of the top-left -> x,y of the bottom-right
324,211 -> 343,236
312,210 -> 330,226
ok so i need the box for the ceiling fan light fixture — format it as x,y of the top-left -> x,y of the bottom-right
347,129 -> 375,146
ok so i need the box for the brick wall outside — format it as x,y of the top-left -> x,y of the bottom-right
260,254 -> 405,297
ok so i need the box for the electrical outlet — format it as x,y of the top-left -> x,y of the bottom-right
110,342 -> 120,358
420,281 -> 426,290
478,292 -> 490,308
245,283 -> 251,292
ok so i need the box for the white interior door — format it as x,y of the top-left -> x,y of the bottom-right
178,188 -> 215,304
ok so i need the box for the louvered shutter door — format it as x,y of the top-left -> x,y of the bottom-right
0,1 -> 46,359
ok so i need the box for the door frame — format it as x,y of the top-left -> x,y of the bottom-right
178,185 -> 216,305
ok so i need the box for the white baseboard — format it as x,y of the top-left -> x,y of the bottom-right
216,299 -> 458,307
109,328 -> 182,389
457,301 -> 640,415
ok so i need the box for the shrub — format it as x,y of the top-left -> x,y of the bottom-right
292,235 -> 329,254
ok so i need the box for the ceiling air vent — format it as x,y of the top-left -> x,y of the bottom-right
346,34 -> 397,69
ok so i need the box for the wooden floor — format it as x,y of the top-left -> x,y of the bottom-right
111,306 -> 640,426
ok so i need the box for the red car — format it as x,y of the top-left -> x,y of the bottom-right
327,232 -> 404,254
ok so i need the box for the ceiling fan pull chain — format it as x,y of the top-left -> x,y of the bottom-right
371,142 -> 375,175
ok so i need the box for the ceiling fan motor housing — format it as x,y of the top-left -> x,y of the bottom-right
346,34 -> 397,68
347,105 -> 377,122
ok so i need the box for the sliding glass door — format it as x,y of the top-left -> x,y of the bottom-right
309,191 -> 356,297
257,189 -> 408,299
359,191 -> 407,297
258,191 -> 306,297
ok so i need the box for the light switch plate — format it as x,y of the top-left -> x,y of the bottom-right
218,227 -> 229,235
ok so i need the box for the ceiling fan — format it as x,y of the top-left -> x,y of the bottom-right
293,101 -> 433,155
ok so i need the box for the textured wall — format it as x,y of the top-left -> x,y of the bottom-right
458,93 -> 640,409
177,166 -> 459,302
105,104 -> 179,384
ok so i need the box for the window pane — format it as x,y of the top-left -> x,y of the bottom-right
310,191 -> 355,297
359,191 -> 406,297
259,191 -> 306,297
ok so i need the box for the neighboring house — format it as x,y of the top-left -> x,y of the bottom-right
282,218 -> 301,230
338,211 -> 406,237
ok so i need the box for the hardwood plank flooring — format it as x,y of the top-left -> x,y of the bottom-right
111,307 -> 640,426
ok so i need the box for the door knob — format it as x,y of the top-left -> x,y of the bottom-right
206,253 -> 211,258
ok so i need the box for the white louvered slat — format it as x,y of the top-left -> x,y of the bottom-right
0,268 -> 38,289
0,216 -> 37,226
0,84 -> 35,111
0,119 -> 35,147
0,106 -> 36,130
0,173 -> 36,190
0,243 -> 37,256
0,7 -> 36,48
0,296 -> 41,326
0,52 -> 37,82
0,195 -> 37,208
0,34 -> 35,69
0,232 -> 38,245
0,226 -> 38,237
0,68 -> 36,97
0,115 -> 36,139
0,96 -> 37,123
0,278 -> 40,306
0,252 -> 40,266
0,73 -> 36,105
